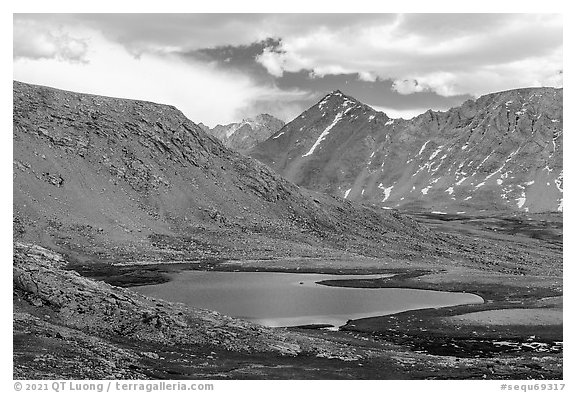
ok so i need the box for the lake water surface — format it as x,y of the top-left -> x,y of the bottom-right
133,271 -> 484,328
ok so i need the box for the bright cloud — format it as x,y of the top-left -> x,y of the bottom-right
368,105 -> 430,120
13,24 -> 310,127
13,19 -> 89,63
392,79 -> 427,95
256,47 -> 285,77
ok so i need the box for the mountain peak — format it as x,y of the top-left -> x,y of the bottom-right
323,89 -> 349,100
204,113 -> 284,152
317,90 -> 365,109
250,85 -> 562,213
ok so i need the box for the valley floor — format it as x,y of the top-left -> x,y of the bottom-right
13,211 -> 562,380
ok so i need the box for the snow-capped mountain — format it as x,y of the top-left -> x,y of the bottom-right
250,89 -> 563,213
203,114 -> 284,153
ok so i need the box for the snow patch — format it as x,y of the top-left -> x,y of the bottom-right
225,124 -> 242,138
344,188 -> 351,199
475,154 -> 492,172
516,196 -> 526,208
378,183 -> 394,202
385,119 -> 394,126
445,187 -> 454,195
272,132 -> 285,139
302,112 -> 343,157
484,147 -> 521,181
429,146 -> 444,160
421,186 -> 431,195
417,140 -> 431,156
456,177 -> 468,186
555,171 -> 563,192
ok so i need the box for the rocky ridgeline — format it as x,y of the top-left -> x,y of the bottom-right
200,114 -> 285,153
250,89 -> 563,213
13,81 -> 455,265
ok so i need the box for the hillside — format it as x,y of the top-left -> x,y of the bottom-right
14,81 -> 457,266
249,89 -> 563,213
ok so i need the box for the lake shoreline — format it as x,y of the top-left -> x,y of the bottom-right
70,259 -> 563,358
16,242 -> 563,379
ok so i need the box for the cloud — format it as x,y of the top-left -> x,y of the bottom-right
392,79 -> 427,95
252,13 -> 563,97
368,105 -> 429,120
12,13 -> 563,123
357,71 -> 377,82
13,19 -> 88,63
13,26 -> 311,127
13,14 -> 275,57
255,47 -> 286,77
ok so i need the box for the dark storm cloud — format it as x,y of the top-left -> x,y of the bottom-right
179,38 -> 282,82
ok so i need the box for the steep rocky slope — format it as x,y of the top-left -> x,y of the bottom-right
13,81 -> 456,265
250,89 -> 563,213
201,114 -> 284,153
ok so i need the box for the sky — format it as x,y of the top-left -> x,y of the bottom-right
13,13 -> 563,127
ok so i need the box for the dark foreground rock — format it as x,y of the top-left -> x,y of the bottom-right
12,242 -> 364,378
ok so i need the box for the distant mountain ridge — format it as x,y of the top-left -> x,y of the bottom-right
201,114 -> 284,153
249,88 -> 563,213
